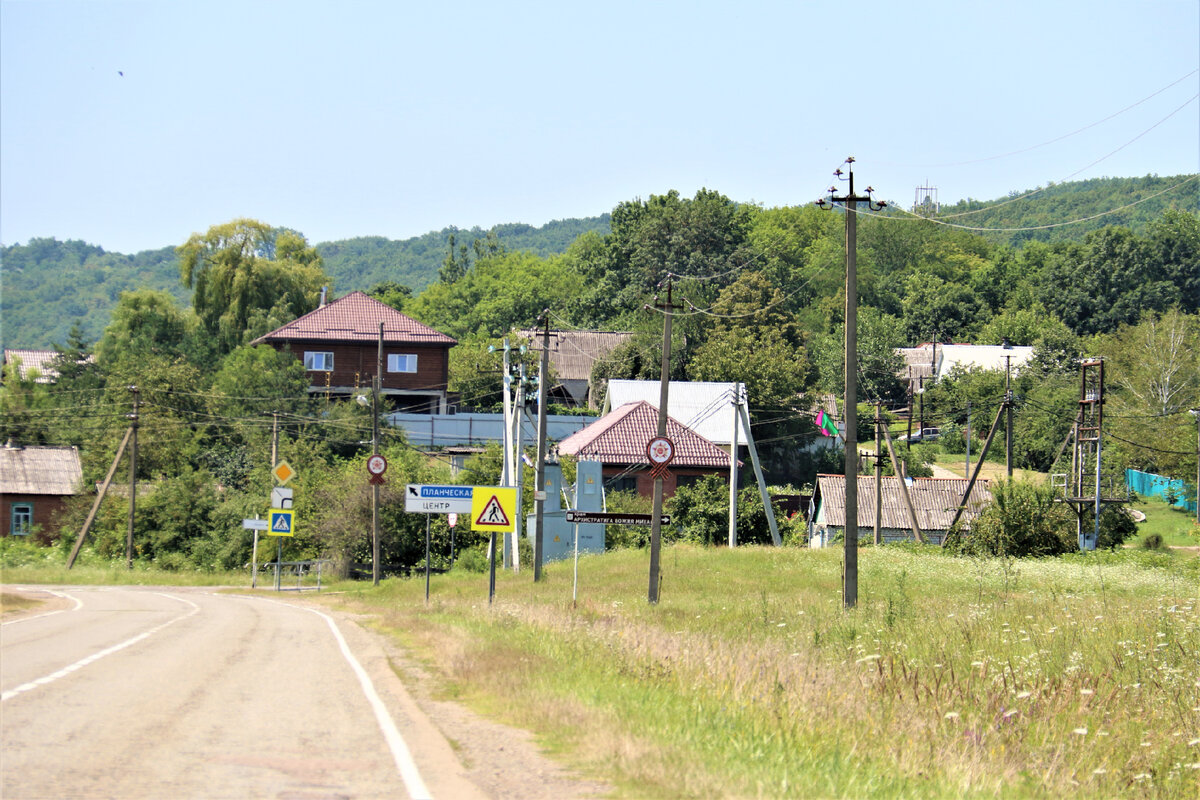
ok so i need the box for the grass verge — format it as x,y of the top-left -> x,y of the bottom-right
316,544 -> 1200,799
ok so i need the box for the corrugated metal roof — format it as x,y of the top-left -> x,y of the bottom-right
3,349 -> 92,383
557,401 -> 732,468
516,330 -> 634,382
603,380 -> 748,445
252,291 -> 456,346
0,446 -> 83,495
815,473 -> 992,530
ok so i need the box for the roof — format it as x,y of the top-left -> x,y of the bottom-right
898,344 -> 1034,384
251,291 -> 456,346
557,401 -> 733,468
0,446 -> 83,495
603,380 -> 749,445
516,329 -> 634,382
814,474 -> 992,531
3,349 -> 87,383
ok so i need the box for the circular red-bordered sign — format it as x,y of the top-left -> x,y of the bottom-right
646,436 -> 675,466
367,454 -> 388,476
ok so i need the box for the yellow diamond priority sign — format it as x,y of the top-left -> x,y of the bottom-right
470,487 -> 516,532
272,461 -> 296,486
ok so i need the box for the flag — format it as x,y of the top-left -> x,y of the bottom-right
815,409 -> 839,437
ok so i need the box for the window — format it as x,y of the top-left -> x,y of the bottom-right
387,354 -> 418,373
11,503 -> 32,536
608,476 -> 639,494
304,351 -> 333,372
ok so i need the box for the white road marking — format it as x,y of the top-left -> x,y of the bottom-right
249,595 -> 433,800
1,588 -> 83,627
1,592 -> 199,702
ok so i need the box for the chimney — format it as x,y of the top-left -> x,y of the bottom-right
319,286 -> 328,307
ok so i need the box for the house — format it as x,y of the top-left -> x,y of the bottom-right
0,444 -> 83,542
252,291 -> 456,412
808,473 -> 992,547
898,343 -> 1034,386
516,329 -> 634,407
556,400 -> 735,498
602,380 -> 749,451
2,349 -> 93,384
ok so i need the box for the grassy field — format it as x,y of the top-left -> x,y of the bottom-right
6,543 -> 1198,797
314,544 -> 1200,799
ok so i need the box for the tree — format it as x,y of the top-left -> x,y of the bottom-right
94,289 -> 193,365
900,271 -> 987,345
177,219 -> 328,353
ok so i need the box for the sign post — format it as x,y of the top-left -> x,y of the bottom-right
471,487 -> 517,605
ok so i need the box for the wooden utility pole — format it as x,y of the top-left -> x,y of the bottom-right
648,280 -> 677,604
67,425 -> 134,569
880,423 -> 923,543
1192,409 -> 1200,525
817,158 -> 886,609
125,386 -> 139,568
533,313 -> 551,582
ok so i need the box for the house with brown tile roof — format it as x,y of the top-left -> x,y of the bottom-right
556,400 -> 735,498
0,444 -> 82,542
516,329 -> 634,407
252,291 -> 456,412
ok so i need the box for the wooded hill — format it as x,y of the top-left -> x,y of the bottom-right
2,174 -> 1194,349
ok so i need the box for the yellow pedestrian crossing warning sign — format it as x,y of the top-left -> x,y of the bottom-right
470,487 -> 516,532
269,509 -> 294,537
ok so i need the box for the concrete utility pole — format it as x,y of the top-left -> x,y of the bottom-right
817,158 -> 886,610
533,313 -> 551,582
728,388 -> 739,548
1192,409 -> 1200,525
648,280 -> 677,604
874,401 -> 882,546
1005,354 -> 1014,479
513,363 -> 526,570
125,386 -> 139,568
372,322 -> 383,586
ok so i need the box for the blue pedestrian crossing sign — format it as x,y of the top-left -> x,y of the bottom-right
269,509 -> 295,537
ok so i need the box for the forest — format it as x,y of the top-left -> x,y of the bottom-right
1,176 -> 1197,573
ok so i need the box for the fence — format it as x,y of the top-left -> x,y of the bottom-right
254,559 -> 332,592
1125,469 -> 1197,513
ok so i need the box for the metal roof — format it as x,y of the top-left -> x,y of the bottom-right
516,330 -> 634,382
251,291 -> 456,346
0,446 -> 83,495
815,474 -> 992,530
557,401 -> 733,468
602,380 -> 749,445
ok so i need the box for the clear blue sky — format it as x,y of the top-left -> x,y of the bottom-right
2,0 -> 1197,254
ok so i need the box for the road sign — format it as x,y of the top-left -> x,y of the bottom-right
269,509 -> 294,537
367,454 -> 388,484
271,487 -> 293,509
565,511 -> 670,526
242,518 -> 269,531
272,461 -> 296,486
406,484 -> 474,514
471,487 -> 517,532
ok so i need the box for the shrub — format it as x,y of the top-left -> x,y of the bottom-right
1141,533 -> 1164,550
945,480 -> 1075,557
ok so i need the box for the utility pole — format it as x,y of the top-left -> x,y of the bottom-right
965,402 -> 971,478
648,280 -> 676,604
1192,409 -> 1200,525
1005,355 -> 1013,479
817,158 -> 886,610
728,388 -> 739,548
874,401 -> 882,546
533,312 -> 551,582
513,362 -> 527,570
372,322 -> 383,586
125,386 -> 139,568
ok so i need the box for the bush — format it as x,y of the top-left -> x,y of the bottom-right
1141,533 -> 1164,550
945,480 -> 1075,557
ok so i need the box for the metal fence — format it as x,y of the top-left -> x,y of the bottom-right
253,559 -> 333,592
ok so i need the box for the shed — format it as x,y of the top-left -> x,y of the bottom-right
0,445 -> 83,542
808,474 -> 992,547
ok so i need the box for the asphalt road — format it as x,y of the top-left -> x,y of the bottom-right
1,586 -> 485,800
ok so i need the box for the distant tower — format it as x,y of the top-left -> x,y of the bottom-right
913,182 -> 939,216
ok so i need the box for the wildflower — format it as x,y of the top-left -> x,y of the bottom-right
1188,738 -> 1200,747
1080,689 -> 1094,695
1141,742 -> 1152,748
945,712 -> 960,720
1003,709 -> 1018,720
1134,773 -> 1151,781
855,654 -> 881,663
1092,768 -> 1106,775
1073,728 -> 1088,736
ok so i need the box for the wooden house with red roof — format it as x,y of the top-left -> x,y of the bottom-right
556,400 -> 735,498
1,445 -> 82,542
252,291 -> 457,412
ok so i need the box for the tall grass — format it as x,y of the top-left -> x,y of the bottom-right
326,544 -> 1200,799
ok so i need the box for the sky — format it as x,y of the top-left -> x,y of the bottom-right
1,0 -> 1197,254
